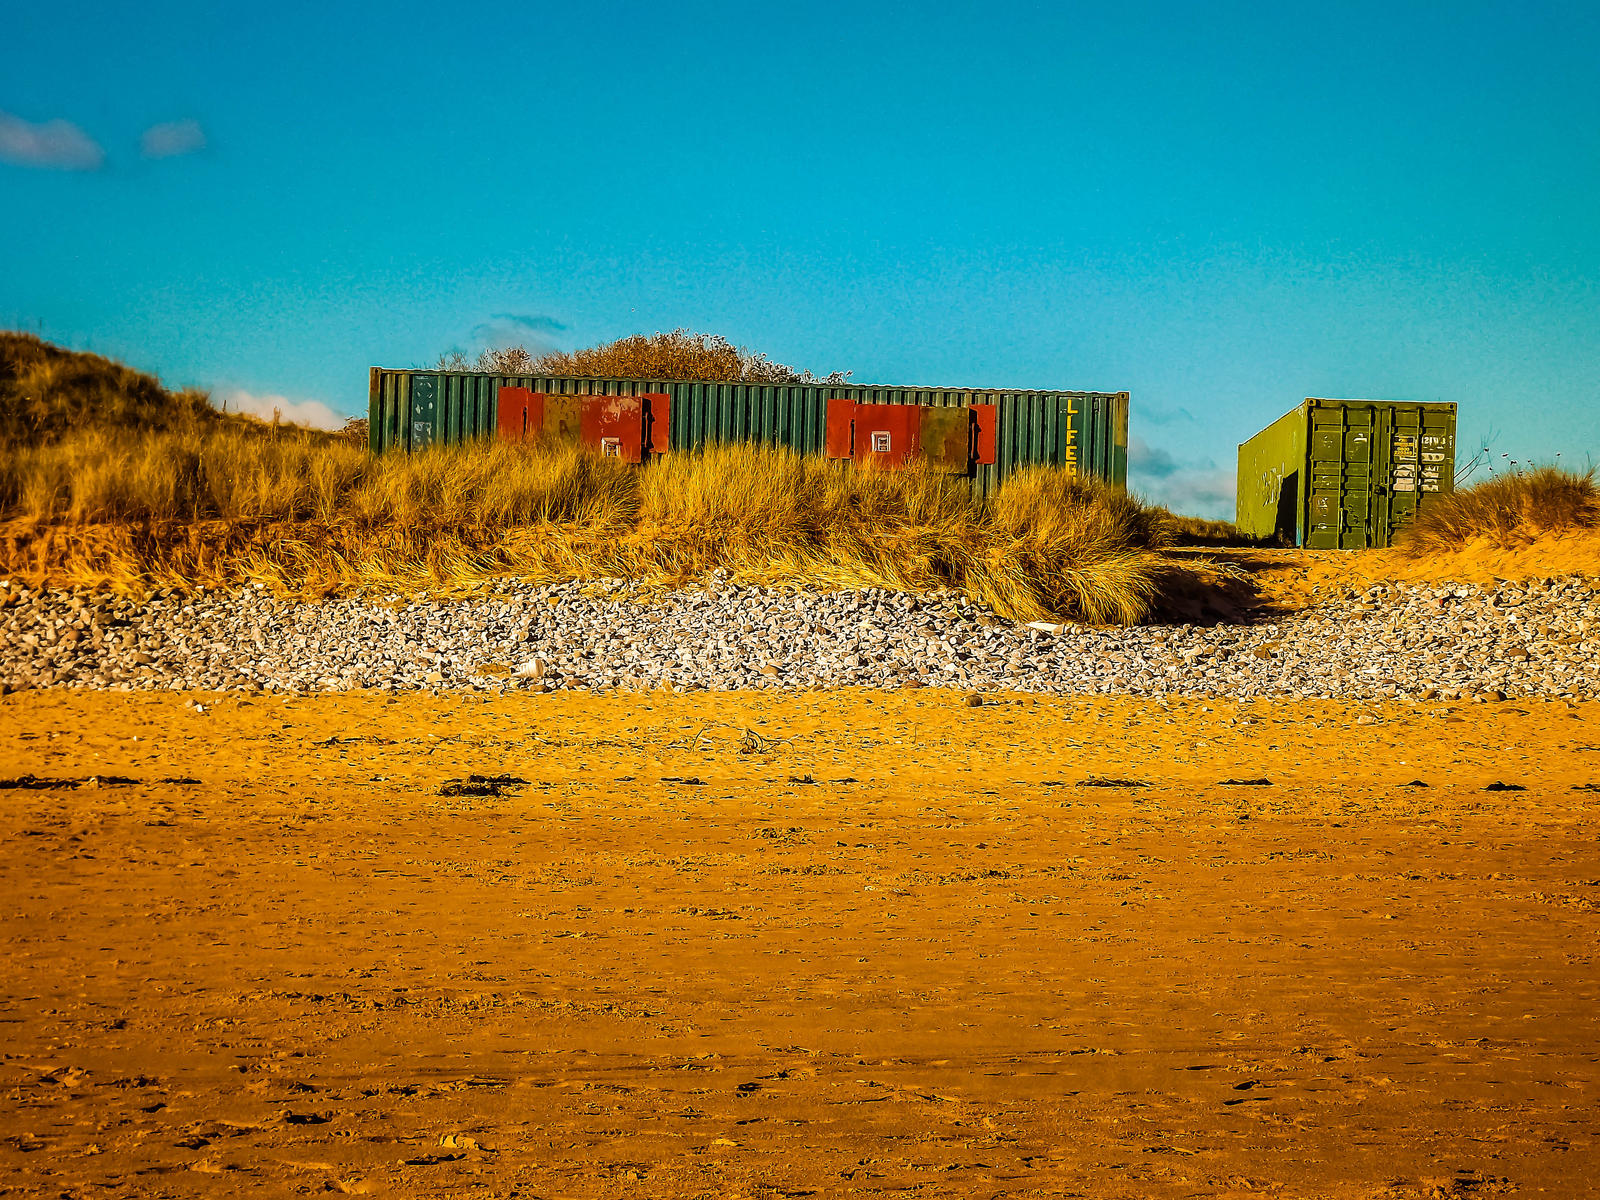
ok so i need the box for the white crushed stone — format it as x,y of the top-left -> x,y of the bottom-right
1,574 -> 1596,702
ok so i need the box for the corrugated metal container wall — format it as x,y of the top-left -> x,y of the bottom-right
1236,398 -> 1457,548
367,369 -> 1130,496
1235,406 -> 1308,544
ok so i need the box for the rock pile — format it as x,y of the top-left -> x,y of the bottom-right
1,576 -> 1595,700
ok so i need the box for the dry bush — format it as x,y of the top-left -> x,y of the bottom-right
342,440 -> 638,530
2,429 -> 1169,623
441,329 -> 850,384
625,445 -> 980,595
977,470 -> 1176,624
1399,466 -> 1600,555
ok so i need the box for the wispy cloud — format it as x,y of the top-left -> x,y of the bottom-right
1129,436 -> 1179,480
140,118 -> 206,160
1129,436 -> 1235,519
1138,468 -> 1236,520
0,111 -> 104,170
471,313 -> 567,351
215,388 -> 345,431
1139,404 -> 1198,427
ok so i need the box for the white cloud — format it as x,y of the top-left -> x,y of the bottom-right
215,388 -> 346,431
1134,467 -> 1237,521
140,119 -> 206,160
0,111 -> 104,170
1129,435 -> 1236,519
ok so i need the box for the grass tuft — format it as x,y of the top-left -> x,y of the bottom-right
1399,466 -> 1600,554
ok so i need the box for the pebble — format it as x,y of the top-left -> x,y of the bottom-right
0,574 -> 1597,701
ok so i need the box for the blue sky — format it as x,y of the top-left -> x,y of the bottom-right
3,0 -> 1597,516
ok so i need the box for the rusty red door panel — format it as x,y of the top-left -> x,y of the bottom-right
543,395 -> 586,445
854,404 -> 921,468
643,393 -> 670,456
919,405 -> 972,471
825,398 -> 856,459
580,395 -> 646,463
971,403 -> 998,465
497,387 -> 545,442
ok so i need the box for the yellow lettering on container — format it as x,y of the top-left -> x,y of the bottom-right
1063,398 -> 1078,476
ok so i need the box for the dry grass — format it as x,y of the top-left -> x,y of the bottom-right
1,428 -> 1172,623
1151,509 -> 1252,547
440,328 -> 849,384
0,331 -> 1173,622
1399,466 -> 1600,555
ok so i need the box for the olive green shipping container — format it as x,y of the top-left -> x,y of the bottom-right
1236,398 -> 1457,548
367,368 -> 1130,497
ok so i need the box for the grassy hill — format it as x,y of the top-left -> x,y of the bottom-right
0,332 -> 228,447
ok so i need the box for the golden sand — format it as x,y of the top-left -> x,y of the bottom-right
2,688 -> 1596,1196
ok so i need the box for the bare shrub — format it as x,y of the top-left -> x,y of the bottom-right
439,329 -> 850,384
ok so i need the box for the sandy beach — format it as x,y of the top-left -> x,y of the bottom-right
2,688 -> 1596,1197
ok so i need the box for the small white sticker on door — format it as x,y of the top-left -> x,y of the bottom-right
871,431 -> 891,453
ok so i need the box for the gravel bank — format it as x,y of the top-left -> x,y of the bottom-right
1,575 -> 1596,701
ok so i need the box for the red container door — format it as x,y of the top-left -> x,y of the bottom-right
825,398 -> 856,459
580,396 -> 646,463
496,387 -> 545,443
854,404 -> 921,468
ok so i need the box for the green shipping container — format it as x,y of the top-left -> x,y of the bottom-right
1236,398 -> 1457,548
366,368 -> 1130,497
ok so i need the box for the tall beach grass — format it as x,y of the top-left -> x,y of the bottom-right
0,426 -> 1173,623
